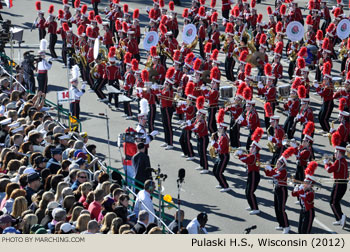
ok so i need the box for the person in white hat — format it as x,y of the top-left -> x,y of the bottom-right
237,127 -> 264,215
34,1 -> 47,41
36,39 -> 53,94
69,65 -> 86,120
136,99 -> 159,155
187,96 -> 209,173
237,99 -> 260,151
264,147 -> 294,234
324,132 -> 348,228
211,109 -> 231,192
292,161 -> 318,233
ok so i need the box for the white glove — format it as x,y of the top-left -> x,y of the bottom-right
238,115 -> 244,122
180,47 -> 184,52
291,142 -> 297,148
291,45 -> 295,50
313,82 -> 319,88
94,72 -> 99,77
234,47 -> 239,52
330,128 -> 336,133
181,101 -> 186,106
150,130 -> 159,137
268,136 -> 273,142
187,120 -> 191,126
201,85 -> 206,91
236,150 -> 243,156
81,83 -> 86,90
234,31 -> 238,36
323,159 -> 329,165
265,165 -> 272,171
211,140 -> 215,146
104,7 -> 108,12
297,114 -> 301,120
258,83 -> 264,89
294,185 -> 299,192
146,6 -> 150,13
230,0 -> 235,4
151,84 -> 158,90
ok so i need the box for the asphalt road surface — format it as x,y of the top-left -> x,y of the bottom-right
3,0 -> 350,234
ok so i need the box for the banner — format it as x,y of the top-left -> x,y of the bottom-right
286,21 -> 304,42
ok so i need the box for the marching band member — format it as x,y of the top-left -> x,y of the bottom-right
102,22 -> 114,49
210,12 -> 220,51
150,46 -> 166,84
106,47 -> 121,109
92,53 -> 107,102
223,23 -> 235,81
136,99 -> 159,155
333,72 -> 350,112
290,132 -> 312,183
226,82 -> 245,148
269,115 -> 285,165
69,65 -> 86,120
314,61 -> 334,133
132,9 -> 141,44
36,39 -> 52,94
45,5 -> 58,59
35,1 -> 46,41
141,71 -> 157,133
330,101 -> 350,147
123,54 -> 136,119
237,89 -> 260,151
283,81 -> 300,139
258,63 -> 277,127
324,132 -> 348,228
237,127 -> 264,214
211,109 -> 231,192
198,7 -> 207,59
186,96 -> 209,173
180,82 -> 196,160
204,67 -> 220,135
291,161 -> 317,234
160,68 -> 175,150
264,147 -> 294,234
295,88 -> 314,141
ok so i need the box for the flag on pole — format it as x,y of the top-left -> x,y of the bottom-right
5,0 -> 13,8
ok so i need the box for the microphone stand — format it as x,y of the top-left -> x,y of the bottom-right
155,165 -> 167,226
177,176 -> 184,233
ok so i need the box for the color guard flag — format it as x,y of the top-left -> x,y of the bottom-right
5,0 -> 13,8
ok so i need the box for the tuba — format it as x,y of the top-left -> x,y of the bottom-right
187,36 -> 198,50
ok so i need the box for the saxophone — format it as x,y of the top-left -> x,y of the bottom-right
209,132 -> 218,158
266,125 -> 276,153
267,28 -> 275,50
338,43 -> 348,61
328,121 -> 335,146
222,39 -> 229,53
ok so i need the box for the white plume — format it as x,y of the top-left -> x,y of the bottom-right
71,65 -> 80,80
140,98 -> 149,115
40,39 -> 48,51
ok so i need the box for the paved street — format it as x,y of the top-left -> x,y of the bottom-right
2,0 -> 350,234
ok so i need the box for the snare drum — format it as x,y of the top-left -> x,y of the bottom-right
220,86 -> 234,99
278,84 -> 290,97
332,77 -> 343,87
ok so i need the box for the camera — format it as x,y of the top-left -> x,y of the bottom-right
117,131 -> 145,147
23,51 -> 41,64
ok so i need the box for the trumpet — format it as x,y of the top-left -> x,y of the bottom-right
287,177 -> 321,191
313,153 -> 334,164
